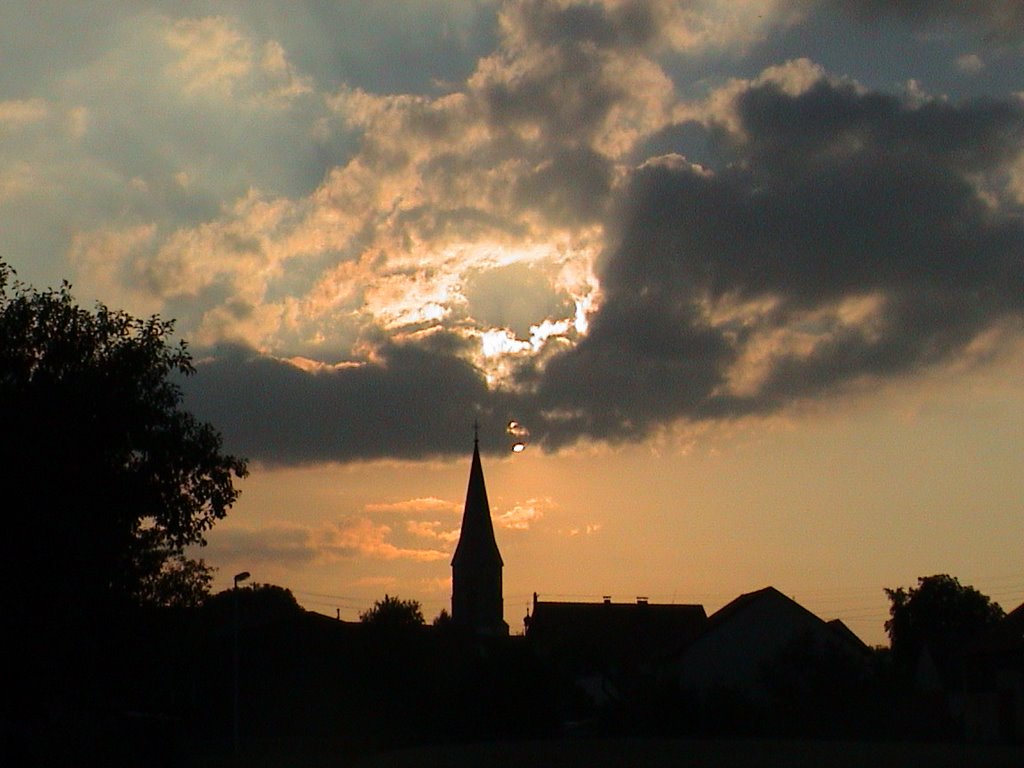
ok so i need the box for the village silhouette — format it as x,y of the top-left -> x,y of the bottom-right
8,429 -> 1023,766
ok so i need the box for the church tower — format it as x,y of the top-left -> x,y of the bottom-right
451,428 -> 508,636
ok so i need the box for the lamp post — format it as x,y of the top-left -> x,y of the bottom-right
233,571 -> 250,759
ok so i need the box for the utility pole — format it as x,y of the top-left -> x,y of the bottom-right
233,571 -> 250,759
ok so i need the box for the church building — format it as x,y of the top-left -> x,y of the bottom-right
451,430 -> 508,637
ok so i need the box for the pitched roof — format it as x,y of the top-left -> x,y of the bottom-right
687,586 -> 867,653
451,437 -> 503,568
527,597 -> 707,669
705,587 -> 812,629
827,619 -> 871,652
966,601 -> 1024,656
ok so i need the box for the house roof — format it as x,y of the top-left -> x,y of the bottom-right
827,618 -> 871,651
686,586 -> 868,653
700,586 -> 792,633
451,436 -> 503,568
527,597 -> 707,669
965,601 -> 1024,656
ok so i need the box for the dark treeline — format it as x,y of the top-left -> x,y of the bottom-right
7,588 -> 571,764
9,580 -> 1012,765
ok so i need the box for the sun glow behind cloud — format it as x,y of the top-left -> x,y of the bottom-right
22,4 -> 629,386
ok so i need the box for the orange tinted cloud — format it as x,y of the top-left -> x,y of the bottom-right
323,517 -> 448,562
365,497 -> 461,515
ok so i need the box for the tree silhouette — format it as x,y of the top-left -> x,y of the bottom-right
0,262 -> 247,622
885,574 -> 1004,683
359,594 -> 425,628
135,553 -> 215,609
203,582 -> 303,625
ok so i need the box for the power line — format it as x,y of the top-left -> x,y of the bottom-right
290,588 -> 366,605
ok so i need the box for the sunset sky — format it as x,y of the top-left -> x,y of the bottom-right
3,1 -> 1023,645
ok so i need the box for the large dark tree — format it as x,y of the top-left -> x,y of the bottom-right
0,262 -> 247,624
884,574 -> 1004,684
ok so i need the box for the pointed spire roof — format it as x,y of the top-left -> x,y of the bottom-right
451,428 -> 503,567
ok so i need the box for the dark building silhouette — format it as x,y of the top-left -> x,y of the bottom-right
669,586 -> 869,698
964,601 -> 1024,744
451,431 -> 508,636
527,594 -> 707,675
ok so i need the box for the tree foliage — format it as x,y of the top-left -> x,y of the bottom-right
203,582 -> 303,626
135,554 -> 216,609
884,574 -> 1004,681
0,262 -> 247,619
359,594 -> 425,629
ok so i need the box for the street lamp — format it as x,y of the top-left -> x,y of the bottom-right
233,571 -> 250,758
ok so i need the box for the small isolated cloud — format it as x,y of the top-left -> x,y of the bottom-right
956,54 -> 984,75
565,523 -> 603,537
494,497 -> 554,530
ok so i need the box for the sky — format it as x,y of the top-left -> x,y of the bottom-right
3,1 -> 1023,645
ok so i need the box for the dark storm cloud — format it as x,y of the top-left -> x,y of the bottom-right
525,76 -> 1024,445
507,0 -> 662,50
475,1 -> 671,146
477,45 -> 625,144
512,145 -> 615,223
617,82 -> 1023,309
183,340 -> 494,465
185,73 -> 1024,462
527,298 -> 735,442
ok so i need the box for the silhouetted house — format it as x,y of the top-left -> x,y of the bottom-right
963,602 -> 1024,744
450,432 -> 508,637
526,594 -> 707,682
668,586 -> 869,700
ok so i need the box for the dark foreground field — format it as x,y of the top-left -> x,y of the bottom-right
353,737 -> 1024,768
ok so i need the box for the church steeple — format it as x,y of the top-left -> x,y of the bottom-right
451,426 -> 507,636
